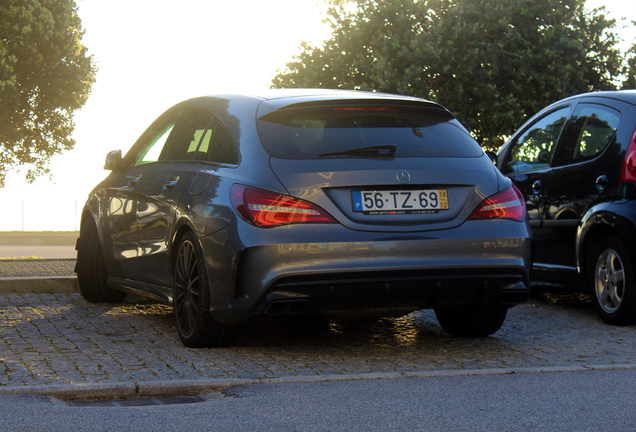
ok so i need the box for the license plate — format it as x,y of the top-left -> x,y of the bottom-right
352,189 -> 449,214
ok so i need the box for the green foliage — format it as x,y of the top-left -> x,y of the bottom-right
624,37 -> 636,89
272,0 -> 628,151
0,0 -> 96,187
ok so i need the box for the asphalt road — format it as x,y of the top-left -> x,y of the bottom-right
1,368 -> 635,431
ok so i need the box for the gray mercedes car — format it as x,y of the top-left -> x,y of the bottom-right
76,89 -> 532,347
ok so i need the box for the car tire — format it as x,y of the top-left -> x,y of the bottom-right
434,305 -> 508,337
76,219 -> 127,303
173,231 -> 235,348
589,236 -> 636,325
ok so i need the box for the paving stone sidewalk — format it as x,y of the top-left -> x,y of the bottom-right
0,260 -> 77,294
1,289 -> 635,392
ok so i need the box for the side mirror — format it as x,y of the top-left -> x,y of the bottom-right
485,151 -> 498,168
104,149 -> 123,171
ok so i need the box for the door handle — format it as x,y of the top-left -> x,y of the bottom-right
127,174 -> 142,186
163,176 -> 180,190
532,180 -> 542,196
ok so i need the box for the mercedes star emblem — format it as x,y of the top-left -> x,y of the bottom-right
396,170 -> 411,183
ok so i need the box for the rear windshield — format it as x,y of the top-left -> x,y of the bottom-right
256,106 -> 483,159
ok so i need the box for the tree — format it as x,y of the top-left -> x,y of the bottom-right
626,46 -> 636,89
623,25 -> 636,89
272,0 -> 627,150
0,0 -> 96,187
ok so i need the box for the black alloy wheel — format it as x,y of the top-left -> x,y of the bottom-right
173,231 -> 235,347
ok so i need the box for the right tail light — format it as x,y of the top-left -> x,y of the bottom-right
468,185 -> 526,222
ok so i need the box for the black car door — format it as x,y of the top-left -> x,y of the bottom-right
540,102 -> 622,269
499,105 -> 572,267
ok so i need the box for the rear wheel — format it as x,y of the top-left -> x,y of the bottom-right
76,219 -> 126,303
434,305 -> 507,337
173,231 -> 235,347
589,237 -> 636,325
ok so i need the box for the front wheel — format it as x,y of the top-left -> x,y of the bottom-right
589,237 -> 636,325
434,305 -> 508,337
173,231 -> 235,348
76,219 -> 126,303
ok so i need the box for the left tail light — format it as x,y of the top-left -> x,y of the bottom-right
230,184 -> 337,227
468,185 -> 526,222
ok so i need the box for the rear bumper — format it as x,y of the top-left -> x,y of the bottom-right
202,220 -> 532,324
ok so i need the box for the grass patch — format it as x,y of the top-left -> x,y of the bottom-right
0,256 -> 43,260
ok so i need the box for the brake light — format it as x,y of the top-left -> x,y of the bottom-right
619,128 -> 636,182
468,185 -> 526,222
230,184 -> 336,227
332,107 -> 400,111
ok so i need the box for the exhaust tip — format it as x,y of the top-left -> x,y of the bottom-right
265,299 -> 310,315
498,290 -> 529,305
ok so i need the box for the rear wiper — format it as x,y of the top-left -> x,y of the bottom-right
318,144 -> 396,159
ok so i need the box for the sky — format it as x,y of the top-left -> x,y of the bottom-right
0,0 -> 331,231
0,0 -> 634,231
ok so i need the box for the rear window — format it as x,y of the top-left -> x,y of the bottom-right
256,106 -> 483,159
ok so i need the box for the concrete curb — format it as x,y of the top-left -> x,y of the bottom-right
2,364 -> 635,400
0,276 -> 78,293
0,232 -> 78,246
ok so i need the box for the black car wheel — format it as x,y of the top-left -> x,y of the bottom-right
76,219 -> 127,303
434,305 -> 508,337
173,231 -> 235,347
590,237 -> 636,325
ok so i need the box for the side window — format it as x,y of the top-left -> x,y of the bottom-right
503,107 -> 570,174
161,109 -> 215,161
135,116 -> 178,166
553,104 -> 621,166
187,119 -> 216,162
208,122 -> 239,165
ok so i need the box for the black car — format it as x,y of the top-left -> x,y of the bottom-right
496,90 -> 636,325
76,89 -> 532,347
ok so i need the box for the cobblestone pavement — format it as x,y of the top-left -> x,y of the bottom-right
1,287 -> 634,391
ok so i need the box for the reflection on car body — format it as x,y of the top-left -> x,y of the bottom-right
76,89 -> 532,347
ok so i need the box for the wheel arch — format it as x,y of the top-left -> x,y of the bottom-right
78,196 -> 101,241
79,208 -> 96,232
578,210 -> 636,281
170,217 -> 199,264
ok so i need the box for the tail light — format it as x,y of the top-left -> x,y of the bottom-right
230,184 -> 336,227
468,185 -> 526,222
619,128 -> 636,182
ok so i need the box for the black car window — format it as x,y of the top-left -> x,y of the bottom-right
503,106 -> 570,174
208,122 -> 239,165
161,109 -> 215,161
256,106 -> 482,159
134,115 -> 178,166
553,104 -> 621,166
